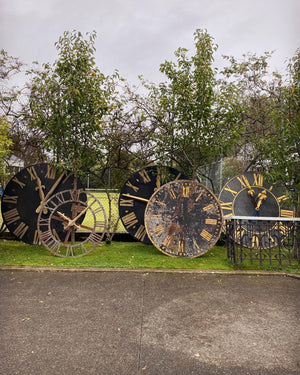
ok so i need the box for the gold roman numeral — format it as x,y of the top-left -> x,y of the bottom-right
139,169 -> 151,183
154,224 -> 164,236
253,173 -> 263,187
27,166 -> 38,180
277,195 -> 288,203
168,188 -> 176,199
205,218 -> 217,225
203,203 -> 215,212
224,186 -> 238,197
178,240 -> 184,253
237,175 -> 251,188
125,181 -> 139,192
46,165 -> 56,179
12,177 -> 26,189
193,239 -> 200,249
135,225 -> 147,241
122,212 -> 138,228
200,229 -> 212,241
195,191 -> 204,202
280,209 -> 294,217
2,195 -> 18,204
162,235 -> 173,248
119,198 -> 134,207
151,214 -> 162,220
13,222 -> 29,239
182,185 -> 190,198
252,236 -> 259,248
3,208 -> 20,225
33,230 -> 40,245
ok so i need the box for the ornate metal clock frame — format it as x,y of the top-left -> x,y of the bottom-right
37,189 -> 106,257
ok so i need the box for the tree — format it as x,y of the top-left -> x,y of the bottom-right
262,49 -> 300,216
136,29 -> 242,191
27,30 -> 112,179
222,50 -> 300,215
0,116 -> 12,182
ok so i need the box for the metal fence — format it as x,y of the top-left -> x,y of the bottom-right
225,216 -> 300,266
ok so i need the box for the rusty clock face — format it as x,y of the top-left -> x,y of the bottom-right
118,166 -> 186,244
144,180 -> 223,257
218,172 -> 294,248
37,189 -> 106,257
1,163 -> 85,244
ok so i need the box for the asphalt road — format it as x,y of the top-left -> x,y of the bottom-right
0,269 -> 299,375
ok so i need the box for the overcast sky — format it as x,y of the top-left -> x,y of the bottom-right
1,0 -> 299,85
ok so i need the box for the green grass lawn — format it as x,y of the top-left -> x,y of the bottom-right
0,190 -> 299,273
0,239 -> 299,273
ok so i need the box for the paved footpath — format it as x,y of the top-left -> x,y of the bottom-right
0,268 -> 299,375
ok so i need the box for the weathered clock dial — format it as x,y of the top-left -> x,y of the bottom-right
145,180 -> 223,257
218,172 -> 294,248
1,162 -> 85,244
118,165 -> 186,244
37,189 -> 106,257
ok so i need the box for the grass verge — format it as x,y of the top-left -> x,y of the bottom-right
0,239 -> 299,273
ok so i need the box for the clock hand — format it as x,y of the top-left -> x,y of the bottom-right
34,176 -> 48,214
64,204 -> 90,230
36,171 -> 66,214
122,193 -> 149,203
57,211 -> 81,230
254,189 -> 267,215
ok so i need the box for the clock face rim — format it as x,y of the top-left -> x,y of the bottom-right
218,172 -> 295,249
37,189 -> 106,257
144,179 -> 223,258
1,162 -> 85,245
118,165 -> 187,244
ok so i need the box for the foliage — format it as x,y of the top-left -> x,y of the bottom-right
0,50 -> 23,181
222,50 -> 300,213
27,31 -> 113,178
0,116 -> 12,181
0,49 -> 23,117
136,29 -> 242,189
262,49 -> 300,214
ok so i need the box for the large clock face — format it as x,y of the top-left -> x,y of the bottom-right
37,189 -> 106,257
1,163 -> 85,244
118,165 -> 186,244
145,180 -> 223,257
218,172 -> 294,248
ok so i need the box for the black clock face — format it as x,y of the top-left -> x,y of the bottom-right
118,166 -> 187,244
1,163 -> 85,244
38,189 -> 106,257
145,180 -> 223,257
218,172 -> 294,248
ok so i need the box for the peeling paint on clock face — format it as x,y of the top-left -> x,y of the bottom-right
145,180 -> 223,257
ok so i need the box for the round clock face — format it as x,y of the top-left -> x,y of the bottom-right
218,172 -> 294,248
118,165 -> 187,244
37,189 -> 106,257
145,180 -> 223,257
1,163 -> 85,244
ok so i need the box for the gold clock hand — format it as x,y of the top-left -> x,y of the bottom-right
36,171 -> 66,214
57,211 -> 81,230
122,193 -> 149,203
34,176 -> 48,214
64,204 -> 90,230
255,189 -> 267,211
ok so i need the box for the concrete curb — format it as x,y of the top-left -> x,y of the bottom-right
0,265 -> 299,279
